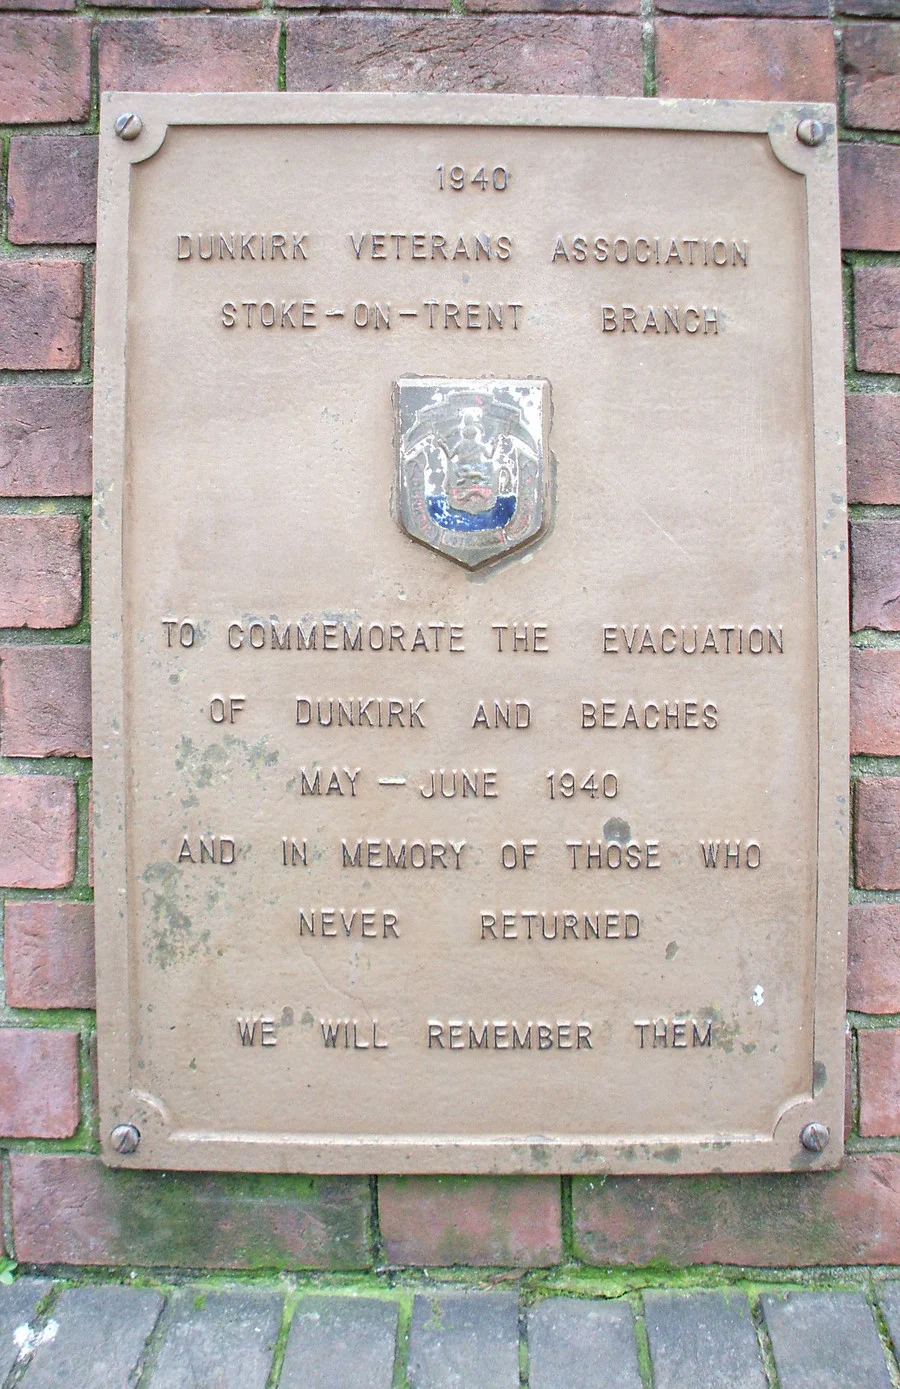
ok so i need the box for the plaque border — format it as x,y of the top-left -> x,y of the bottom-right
93,93 -> 848,1174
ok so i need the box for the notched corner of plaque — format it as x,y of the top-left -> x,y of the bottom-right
766,104 -> 838,176
393,376 -> 553,570
770,1092 -> 844,1171
101,1088 -> 170,1168
102,93 -> 169,165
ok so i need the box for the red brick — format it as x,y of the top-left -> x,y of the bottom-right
847,394 -> 900,504
0,776 -> 76,888
851,647 -> 900,754
849,903 -> 900,1013
0,0 -> 75,11
4,901 -> 95,1010
379,1177 -> 561,1267
844,23 -> 900,131
851,519 -> 900,632
840,143 -> 900,251
859,1029 -> 900,1135
0,386 -> 91,498
0,1030 -> 79,1138
7,137 -> 98,247
658,0 -> 825,12
0,17 -> 90,123
656,17 -> 836,100
856,267 -> 900,375
572,1154 -> 900,1264
9,1154 -> 372,1267
841,0 -> 900,13
98,18 -> 279,93
855,777 -> 900,890
0,646 -> 90,757
0,516 -> 82,629
286,15 -> 643,94
0,263 -> 82,373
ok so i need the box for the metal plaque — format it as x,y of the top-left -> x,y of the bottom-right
93,94 -> 848,1174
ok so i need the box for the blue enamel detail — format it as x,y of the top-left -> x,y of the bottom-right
426,495 -> 517,532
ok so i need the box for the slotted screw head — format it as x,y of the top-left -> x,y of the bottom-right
114,112 -> 143,141
111,1122 -> 140,1154
800,1121 -> 829,1153
796,118 -> 826,147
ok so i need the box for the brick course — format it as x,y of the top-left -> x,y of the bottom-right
98,17 -> 280,93
7,137 -> 99,248
4,901 -> 96,1010
379,1177 -> 562,1267
0,1030 -> 79,1138
0,515 -> 82,629
0,776 -> 77,889
656,17 -> 836,99
0,16 -> 91,123
846,394 -> 900,505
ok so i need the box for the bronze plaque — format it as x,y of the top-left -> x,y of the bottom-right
93,94 -> 848,1174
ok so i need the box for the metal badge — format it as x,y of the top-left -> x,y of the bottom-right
395,378 -> 553,569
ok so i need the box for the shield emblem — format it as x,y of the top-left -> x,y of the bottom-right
394,378 -> 553,569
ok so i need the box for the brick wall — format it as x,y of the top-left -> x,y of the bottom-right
0,0 -> 898,1271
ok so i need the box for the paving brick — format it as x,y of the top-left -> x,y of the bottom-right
7,137 -> 98,247
851,520 -> 900,632
0,646 -> 90,757
0,1029 -> 79,1138
0,17 -> 90,122
644,1290 -> 766,1389
851,648 -> 900,754
0,387 -> 92,498
286,15 -> 643,95
572,1155 -> 900,1264
98,17 -> 279,93
843,23 -> 900,131
146,1289 -> 282,1389
0,776 -> 76,889
0,262 -> 82,372
0,515 -> 82,630
856,267 -> 900,375
761,1292 -> 891,1389
656,17 -> 836,99
0,1279 -> 53,1384
4,900 -> 96,1010
22,1286 -> 164,1389
840,143 -> 900,251
848,903 -> 900,1013
408,1293 -> 519,1389
658,0 -> 825,11
847,394 -> 900,505
856,777 -> 900,889
858,1029 -> 900,1135
877,1282 -> 900,1359
9,1154 -> 372,1268
379,1176 -> 561,1267
528,1298 -> 642,1389
280,1297 -> 397,1389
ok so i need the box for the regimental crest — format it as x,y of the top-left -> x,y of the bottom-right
394,378 -> 553,569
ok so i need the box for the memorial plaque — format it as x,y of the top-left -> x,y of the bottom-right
93,94 -> 848,1173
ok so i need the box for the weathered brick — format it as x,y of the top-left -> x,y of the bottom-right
0,515 -> 82,629
0,262 -> 82,373
379,1176 -> 562,1266
0,0 -> 75,11
855,777 -> 900,890
841,0 -> 900,12
98,18 -> 279,93
573,1155 -> 900,1264
844,23 -> 900,131
847,394 -> 900,505
0,1029 -> 79,1138
0,776 -> 76,888
658,0 -> 825,13
9,1154 -> 372,1268
851,519 -> 900,632
4,901 -> 95,1010
859,1029 -> 900,1136
656,17 -> 836,99
7,136 -> 98,246
0,646 -> 90,757
0,387 -> 91,498
0,17 -> 90,123
849,903 -> 900,1013
286,15 -> 643,94
856,267 -> 900,375
851,648 -> 900,755
840,143 -> 900,251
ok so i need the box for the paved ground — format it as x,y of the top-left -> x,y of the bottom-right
1,1275 -> 900,1387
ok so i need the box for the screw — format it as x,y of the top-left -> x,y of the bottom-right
800,1121 -> 830,1153
111,1122 -> 140,1154
114,112 -> 143,142
796,118 -> 826,148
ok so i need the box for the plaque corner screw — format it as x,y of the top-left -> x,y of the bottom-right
114,112 -> 143,142
800,1121 -> 830,1152
796,118 -> 826,148
111,1122 -> 140,1154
